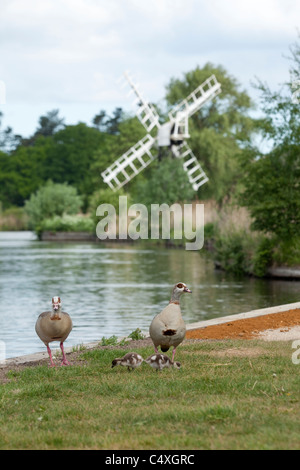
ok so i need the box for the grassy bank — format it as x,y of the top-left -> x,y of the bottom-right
0,339 -> 299,449
203,203 -> 300,277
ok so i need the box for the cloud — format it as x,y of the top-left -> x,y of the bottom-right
0,0 -> 299,136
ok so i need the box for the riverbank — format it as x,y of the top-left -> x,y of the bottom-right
0,303 -> 299,449
39,230 -> 300,279
1,301 -> 299,374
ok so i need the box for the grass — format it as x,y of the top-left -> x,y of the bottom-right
0,339 -> 299,450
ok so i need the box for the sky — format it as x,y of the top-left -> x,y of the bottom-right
0,0 -> 299,138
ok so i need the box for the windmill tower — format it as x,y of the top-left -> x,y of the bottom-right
101,72 -> 221,192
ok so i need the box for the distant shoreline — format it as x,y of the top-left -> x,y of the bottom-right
1,230 -> 300,279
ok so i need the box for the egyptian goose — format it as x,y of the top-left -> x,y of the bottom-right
111,352 -> 144,371
149,282 -> 191,361
35,297 -> 73,367
145,353 -> 181,371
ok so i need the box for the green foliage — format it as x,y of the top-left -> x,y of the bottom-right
272,237 -> 300,267
0,111 -> 22,152
100,329 -> 145,346
24,181 -> 82,232
239,147 -> 300,241
133,156 -> 194,207
252,237 -> 276,278
44,123 -> 108,206
239,38 -> 300,241
0,64 -> 259,213
36,109 -> 65,136
204,205 -> 276,277
100,335 -> 119,346
0,137 -> 54,207
39,214 -> 94,234
127,328 -> 145,341
88,187 -> 130,221
165,63 -> 258,202
90,115 -> 146,195
214,231 -> 249,276
0,122 -> 113,209
204,222 -> 216,239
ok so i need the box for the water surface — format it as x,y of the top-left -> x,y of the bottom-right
0,232 -> 299,358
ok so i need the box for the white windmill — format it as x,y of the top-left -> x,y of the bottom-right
101,71 -> 221,192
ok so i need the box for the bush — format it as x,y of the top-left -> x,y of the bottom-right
39,214 -> 94,234
88,187 -> 131,224
252,237 -> 275,277
214,232 -> 249,276
272,237 -> 300,267
25,181 -> 82,231
204,222 -> 216,239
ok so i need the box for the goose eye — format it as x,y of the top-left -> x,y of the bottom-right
177,283 -> 183,289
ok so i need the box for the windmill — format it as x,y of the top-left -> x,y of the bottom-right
101,71 -> 221,192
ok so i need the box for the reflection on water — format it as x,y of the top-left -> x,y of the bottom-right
0,231 -> 299,358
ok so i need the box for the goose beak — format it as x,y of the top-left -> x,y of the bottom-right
184,287 -> 192,293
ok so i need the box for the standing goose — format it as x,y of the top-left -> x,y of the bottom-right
149,282 -> 191,361
145,353 -> 181,371
35,297 -> 73,367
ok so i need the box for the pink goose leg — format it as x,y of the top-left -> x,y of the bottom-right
46,344 -> 56,367
60,342 -> 70,366
172,347 -> 176,362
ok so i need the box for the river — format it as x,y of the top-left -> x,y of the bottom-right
0,231 -> 299,358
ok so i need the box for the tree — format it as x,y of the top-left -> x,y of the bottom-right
239,37 -> 300,241
0,136 -> 54,207
133,156 -> 194,208
92,110 -> 107,131
90,115 -> 146,192
43,123 -> 108,205
92,107 -> 124,135
35,109 -> 65,137
0,112 -> 22,153
105,107 -> 124,135
240,147 -> 300,239
164,63 -> 259,202
22,109 -> 65,146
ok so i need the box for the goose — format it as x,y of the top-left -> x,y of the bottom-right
149,282 -> 191,361
145,353 -> 181,371
111,352 -> 144,371
35,296 -> 73,367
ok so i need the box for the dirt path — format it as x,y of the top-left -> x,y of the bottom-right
186,309 -> 300,340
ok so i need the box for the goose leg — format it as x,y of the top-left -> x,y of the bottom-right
46,344 -> 55,367
60,342 -> 70,366
172,347 -> 176,362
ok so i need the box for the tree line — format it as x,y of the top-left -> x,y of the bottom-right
0,44 -> 299,252
0,62 -> 258,209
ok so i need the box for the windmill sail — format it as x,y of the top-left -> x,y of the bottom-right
123,72 -> 160,132
101,134 -> 156,191
169,75 -> 221,121
173,142 -> 209,191
101,72 -> 221,192
169,75 -> 221,139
